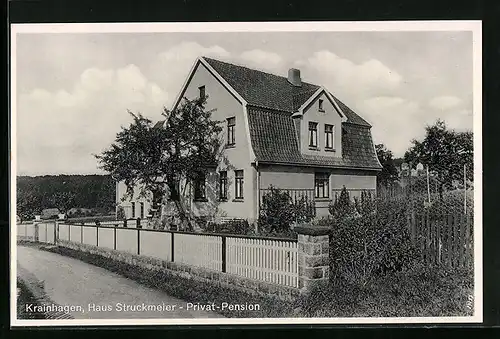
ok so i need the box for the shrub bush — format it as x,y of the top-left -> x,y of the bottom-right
328,186 -> 357,221
204,219 -> 253,236
116,206 -> 126,220
328,191 -> 422,285
258,186 -> 315,235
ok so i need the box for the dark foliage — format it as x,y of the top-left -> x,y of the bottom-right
258,186 -> 314,236
17,175 -> 115,221
328,186 -> 356,221
375,143 -> 399,188
203,219 -> 253,235
297,265 -> 473,317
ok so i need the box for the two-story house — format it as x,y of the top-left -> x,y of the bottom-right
117,56 -> 382,222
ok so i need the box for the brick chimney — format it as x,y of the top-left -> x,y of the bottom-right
288,68 -> 302,87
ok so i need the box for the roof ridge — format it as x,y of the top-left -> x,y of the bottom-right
202,56 -> 318,88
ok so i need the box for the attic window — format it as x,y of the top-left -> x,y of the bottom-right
199,85 -> 206,100
319,99 -> 324,112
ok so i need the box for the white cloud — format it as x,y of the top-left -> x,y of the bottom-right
17,64 -> 169,175
151,42 -> 231,108
296,51 -> 402,101
428,95 -> 463,110
239,49 -> 284,72
357,96 -> 423,156
357,95 -> 472,157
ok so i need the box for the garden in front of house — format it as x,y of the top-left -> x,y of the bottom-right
142,184 -> 473,317
248,186 -> 474,317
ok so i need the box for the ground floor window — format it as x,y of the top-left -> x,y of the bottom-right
235,170 -> 244,199
315,173 -> 330,198
140,202 -> 144,218
194,172 -> 207,201
131,202 -> 136,218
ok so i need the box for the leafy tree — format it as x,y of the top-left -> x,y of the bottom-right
17,190 -> 41,222
404,119 -> 473,196
95,96 -> 223,231
17,175 -> 115,214
375,144 -> 399,188
48,191 -> 76,214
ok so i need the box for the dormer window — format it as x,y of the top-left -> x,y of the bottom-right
319,99 -> 324,112
309,122 -> 318,148
199,85 -> 206,100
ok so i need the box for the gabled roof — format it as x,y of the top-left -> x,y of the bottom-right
247,106 -> 381,170
203,57 -> 371,127
159,56 -> 380,170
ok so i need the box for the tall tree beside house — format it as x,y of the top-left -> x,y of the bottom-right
404,119 -> 473,196
95,96 -> 223,231
375,144 -> 399,188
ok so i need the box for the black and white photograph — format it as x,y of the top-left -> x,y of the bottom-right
10,21 -> 482,326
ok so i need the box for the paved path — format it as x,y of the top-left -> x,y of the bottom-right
17,245 -> 224,319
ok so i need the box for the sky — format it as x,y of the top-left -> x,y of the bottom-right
14,29 -> 474,176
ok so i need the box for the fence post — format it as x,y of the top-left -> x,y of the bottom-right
81,224 -> 83,244
221,236 -> 227,273
33,222 -> 39,242
114,227 -> 117,250
137,229 -> 141,255
96,224 -> 99,247
171,232 -> 175,262
54,220 -> 57,244
295,225 -> 330,292
68,223 -> 71,242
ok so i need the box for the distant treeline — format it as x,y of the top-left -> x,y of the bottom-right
17,174 -> 115,220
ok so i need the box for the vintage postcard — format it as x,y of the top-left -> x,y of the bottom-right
10,21 -> 482,326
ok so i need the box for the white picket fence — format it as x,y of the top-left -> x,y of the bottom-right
226,237 -> 298,288
17,222 -> 299,288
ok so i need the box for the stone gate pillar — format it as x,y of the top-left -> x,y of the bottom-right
295,225 -> 330,292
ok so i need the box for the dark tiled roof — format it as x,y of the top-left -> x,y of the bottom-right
203,57 -> 319,112
203,57 -> 371,127
248,106 -> 381,170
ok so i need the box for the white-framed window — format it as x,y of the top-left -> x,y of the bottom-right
235,170 -> 244,199
325,124 -> 334,149
140,202 -> 144,219
315,173 -> 330,198
227,117 -> 235,146
131,202 -> 136,218
309,122 -> 318,148
219,171 -> 228,200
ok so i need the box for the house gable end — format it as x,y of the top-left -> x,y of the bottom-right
171,57 -> 247,112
